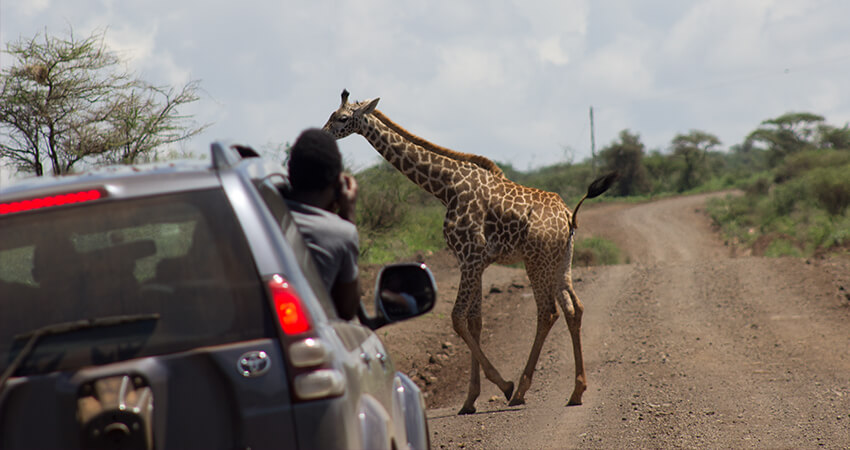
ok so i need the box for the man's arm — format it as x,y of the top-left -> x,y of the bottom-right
332,172 -> 360,320
331,279 -> 361,321
336,173 -> 358,224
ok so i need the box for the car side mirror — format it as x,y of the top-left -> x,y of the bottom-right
367,263 -> 437,328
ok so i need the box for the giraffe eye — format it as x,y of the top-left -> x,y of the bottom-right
338,115 -> 350,123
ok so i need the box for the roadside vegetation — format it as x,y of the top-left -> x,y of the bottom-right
704,113 -> 850,258
706,149 -> 850,257
354,163 -> 445,264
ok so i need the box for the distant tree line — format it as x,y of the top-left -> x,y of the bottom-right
499,112 -> 850,201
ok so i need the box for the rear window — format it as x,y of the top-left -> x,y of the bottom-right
0,188 -> 272,376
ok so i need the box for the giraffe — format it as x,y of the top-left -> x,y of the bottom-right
322,90 -> 616,415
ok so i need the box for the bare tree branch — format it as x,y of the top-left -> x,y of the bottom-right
0,28 -> 208,176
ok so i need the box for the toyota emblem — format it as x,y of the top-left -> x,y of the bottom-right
237,351 -> 271,377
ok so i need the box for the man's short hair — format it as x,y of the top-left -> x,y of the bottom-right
287,128 -> 343,192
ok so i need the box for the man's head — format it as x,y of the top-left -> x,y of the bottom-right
287,128 -> 343,192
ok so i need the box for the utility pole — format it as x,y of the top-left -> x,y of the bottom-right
589,106 -> 596,176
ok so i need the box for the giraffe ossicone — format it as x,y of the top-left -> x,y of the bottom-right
323,90 -> 616,415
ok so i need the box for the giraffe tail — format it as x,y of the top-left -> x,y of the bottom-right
571,172 -> 618,230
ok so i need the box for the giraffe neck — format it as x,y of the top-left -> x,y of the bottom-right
358,114 -> 471,204
371,110 -> 504,177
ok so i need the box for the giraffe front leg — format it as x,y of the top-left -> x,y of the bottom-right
452,308 -> 514,414
460,314 -> 482,415
467,298 -> 514,397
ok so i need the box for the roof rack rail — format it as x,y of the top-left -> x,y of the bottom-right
232,145 -> 260,159
211,142 -> 260,170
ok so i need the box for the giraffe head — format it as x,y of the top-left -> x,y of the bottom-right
322,89 -> 380,140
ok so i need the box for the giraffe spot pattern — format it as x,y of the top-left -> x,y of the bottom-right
322,94 -> 594,412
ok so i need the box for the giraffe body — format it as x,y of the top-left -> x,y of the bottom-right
323,90 -> 613,414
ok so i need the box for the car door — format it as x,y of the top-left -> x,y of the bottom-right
256,177 -> 400,447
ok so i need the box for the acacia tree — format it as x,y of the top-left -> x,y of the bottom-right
671,130 -> 721,192
0,29 -> 206,176
599,129 -> 650,196
746,112 -> 824,167
816,123 -> 850,150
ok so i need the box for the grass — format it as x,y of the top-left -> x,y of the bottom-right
574,236 -> 622,266
359,204 -> 445,265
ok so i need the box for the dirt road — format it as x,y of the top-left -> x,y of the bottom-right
374,193 -> 850,449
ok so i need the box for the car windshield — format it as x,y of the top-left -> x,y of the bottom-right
0,188 -> 272,376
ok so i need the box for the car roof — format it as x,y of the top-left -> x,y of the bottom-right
0,143 -> 286,203
0,160 -> 218,202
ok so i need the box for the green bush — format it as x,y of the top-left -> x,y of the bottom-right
745,175 -> 772,196
806,165 -> 850,216
774,149 -> 850,183
356,167 -> 410,231
770,178 -> 808,217
355,162 -> 442,231
764,238 -> 802,258
707,193 -> 757,244
359,204 -> 445,265
574,236 -> 621,266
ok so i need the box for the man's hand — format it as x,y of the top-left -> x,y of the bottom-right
337,173 -> 358,223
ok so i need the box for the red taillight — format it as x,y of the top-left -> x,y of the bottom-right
268,275 -> 312,335
0,189 -> 103,215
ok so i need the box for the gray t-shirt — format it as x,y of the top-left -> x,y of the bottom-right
285,200 -> 359,291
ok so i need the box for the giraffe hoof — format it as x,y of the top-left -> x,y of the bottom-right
508,396 -> 525,407
568,386 -> 586,405
503,381 -> 515,401
458,405 -> 476,415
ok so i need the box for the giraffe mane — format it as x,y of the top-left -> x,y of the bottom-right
371,109 -> 505,177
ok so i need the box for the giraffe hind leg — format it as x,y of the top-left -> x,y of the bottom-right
558,278 -> 587,406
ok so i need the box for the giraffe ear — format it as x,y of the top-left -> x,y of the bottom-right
358,97 -> 380,115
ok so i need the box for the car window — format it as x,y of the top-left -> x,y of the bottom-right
0,188 -> 273,376
255,178 -> 340,320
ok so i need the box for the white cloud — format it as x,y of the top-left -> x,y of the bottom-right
535,36 -> 570,66
512,0 -> 587,67
102,23 -> 159,70
579,36 -> 654,96
765,0 -> 817,22
665,1 -> 770,67
510,0 -> 588,36
2,0 -> 850,170
10,0 -> 50,16
436,45 -> 507,88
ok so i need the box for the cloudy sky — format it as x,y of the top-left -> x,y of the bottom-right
3,0 -> 850,172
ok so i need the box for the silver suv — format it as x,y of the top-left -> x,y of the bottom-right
0,143 -> 435,450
